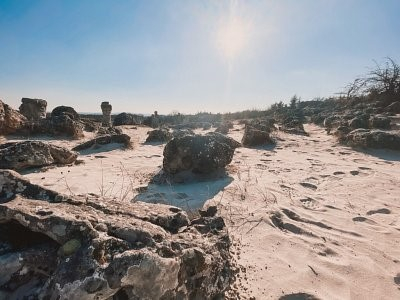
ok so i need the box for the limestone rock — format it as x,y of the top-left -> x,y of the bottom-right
51,106 -> 80,120
241,125 -> 274,147
346,129 -> 400,150
0,141 -> 77,170
113,113 -> 143,126
368,115 -> 391,129
19,98 -> 47,120
72,134 -> 131,151
281,117 -> 308,135
145,129 -> 173,143
163,132 -> 240,174
0,170 -> 231,299
0,100 -> 27,135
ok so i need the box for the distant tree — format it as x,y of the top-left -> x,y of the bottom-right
345,57 -> 400,103
289,95 -> 301,109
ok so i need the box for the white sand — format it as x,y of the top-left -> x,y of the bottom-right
5,123 -> 400,299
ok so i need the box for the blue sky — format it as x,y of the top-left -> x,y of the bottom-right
1,0 -> 399,114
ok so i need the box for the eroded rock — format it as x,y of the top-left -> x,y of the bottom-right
0,141 -> 77,170
72,134 -> 131,152
0,100 -> 27,135
19,98 -> 47,121
241,125 -> 274,147
0,170 -> 231,299
163,132 -> 240,174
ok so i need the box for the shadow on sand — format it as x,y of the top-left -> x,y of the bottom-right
359,148 -> 400,162
134,170 -> 233,212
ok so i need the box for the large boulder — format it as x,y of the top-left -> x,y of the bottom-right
281,117 -> 308,135
369,115 -> 391,129
0,141 -> 77,170
113,113 -> 143,126
19,98 -> 47,120
163,133 -> 240,174
0,100 -> 27,135
72,134 -> 131,151
241,125 -> 274,147
51,106 -> 80,120
346,129 -> 400,150
0,170 -> 231,299
348,115 -> 369,129
145,129 -> 173,143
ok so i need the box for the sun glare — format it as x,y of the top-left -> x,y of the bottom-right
216,16 -> 250,62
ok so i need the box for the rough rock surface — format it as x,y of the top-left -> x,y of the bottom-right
0,141 -> 78,170
0,170 -> 231,299
72,134 -> 131,151
345,129 -> 400,150
0,100 -> 27,135
368,115 -> 391,129
51,106 -> 80,120
96,127 -> 123,136
241,125 -> 274,147
163,132 -> 240,174
145,129 -> 173,143
19,98 -> 47,121
113,113 -> 143,126
281,117 -> 308,135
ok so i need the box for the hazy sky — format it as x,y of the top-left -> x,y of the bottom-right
1,0 -> 399,114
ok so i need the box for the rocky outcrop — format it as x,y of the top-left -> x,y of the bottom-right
19,98 -> 47,120
215,122 -> 233,135
113,113 -> 144,126
0,141 -> 77,170
163,132 -> 240,174
0,100 -> 27,135
0,170 -> 231,299
281,117 -> 308,135
368,115 -> 391,129
72,134 -> 131,151
348,115 -> 369,130
49,114 -> 84,138
51,106 -> 80,120
241,125 -> 274,147
345,129 -> 400,150
145,129 -> 173,143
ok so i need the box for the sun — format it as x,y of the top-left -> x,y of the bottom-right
216,16 -> 250,62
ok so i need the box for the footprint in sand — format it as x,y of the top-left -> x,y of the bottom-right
333,171 -> 345,175
358,166 -> 371,170
279,292 -> 320,300
352,216 -> 377,224
299,182 -> 318,190
299,197 -> 320,210
350,170 -> 360,176
394,273 -> 400,285
366,208 -> 391,215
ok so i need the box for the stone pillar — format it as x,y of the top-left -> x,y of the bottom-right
101,101 -> 112,127
19,98 -> 47,121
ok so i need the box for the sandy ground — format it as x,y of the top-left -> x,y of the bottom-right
3,123 -> 400,300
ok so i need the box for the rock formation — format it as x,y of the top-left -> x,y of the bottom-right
113,113 -> 144,126
241,125 -> 274,147
345,129 -> 400,150
0,100 -> 27,135
145,129 -> 173,143
0,141 -> 77,170
19,98 -> 47,121
0,170 -> 231,299
51,106 -> 80,120
101,102 -> 112,127
72,134 -> 131,151
163,132 -> 241,174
